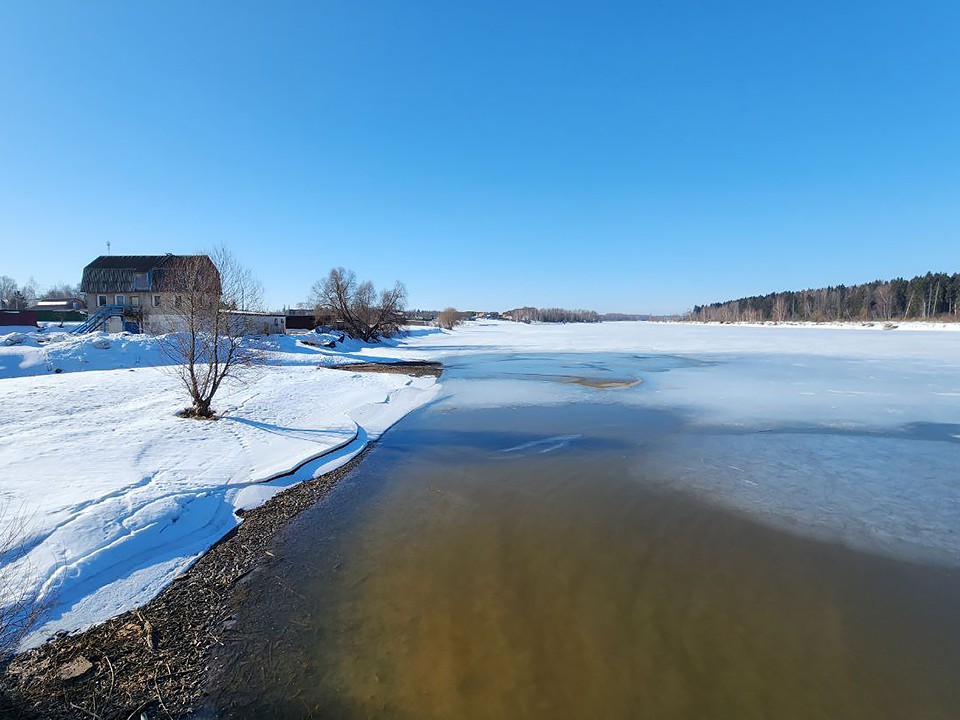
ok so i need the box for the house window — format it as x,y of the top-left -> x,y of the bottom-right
97,295 -> 107,307
115,295 -> 124,306
174,295 -> 182,308
130,296 -> 140,307
133,272 -> 149,291
152,295 -> 161,307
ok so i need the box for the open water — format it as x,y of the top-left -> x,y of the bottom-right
202,353 -> 960,719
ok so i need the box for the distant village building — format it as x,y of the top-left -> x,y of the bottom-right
223,309 -> 286,335
80,254 -> 219,333
284,308 -> 317,331
27,298 -> 86,323
30,298 -> 85,312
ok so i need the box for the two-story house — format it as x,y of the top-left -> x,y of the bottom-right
80,254 -> 219,333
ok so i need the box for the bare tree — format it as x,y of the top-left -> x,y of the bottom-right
160,247 -> 265,418
772,295 -> 787,323
438,307 -> 461,330
40,282 -> 79,299
20,278 -> 37,305
873,282 -> 892,320
8,290 -> 29,311
0,276 -> 17,309
310,267 -> 407,342
0,504 -> 47,658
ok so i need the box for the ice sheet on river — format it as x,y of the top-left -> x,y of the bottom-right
417,325 -> 959,568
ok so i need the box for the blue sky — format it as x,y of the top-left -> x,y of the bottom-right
1,1 -> 957,314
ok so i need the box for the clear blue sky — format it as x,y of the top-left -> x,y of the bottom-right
1,1 -> 957,314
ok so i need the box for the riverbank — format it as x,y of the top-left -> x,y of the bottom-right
0,331 -> 442,650
0,343 -> 444,718
1,442 -> 375,719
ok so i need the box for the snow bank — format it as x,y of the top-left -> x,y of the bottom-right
0,329 -> 387,380
1,331 -> 440,648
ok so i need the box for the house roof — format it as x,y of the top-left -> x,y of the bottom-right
222,309 -> 285,317
81,255 -> 218,294
29,298 -> 85,310
84,255 -> 183,271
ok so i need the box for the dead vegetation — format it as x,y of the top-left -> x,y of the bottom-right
324,360 -> 443,378
0,504 -> 48,667
0,449 -> 372,720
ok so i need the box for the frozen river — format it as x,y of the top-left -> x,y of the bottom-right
203,345 -> 960,719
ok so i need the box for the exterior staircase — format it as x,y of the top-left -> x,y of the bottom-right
72,305 -> 125,334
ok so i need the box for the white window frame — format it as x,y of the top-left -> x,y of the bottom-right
114,294 -> 124,306
152,295 -> 161,307
130,295 -> 140,307
97,295 -> 107,307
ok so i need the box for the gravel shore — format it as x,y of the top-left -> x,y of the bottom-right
0,360 -> 443,720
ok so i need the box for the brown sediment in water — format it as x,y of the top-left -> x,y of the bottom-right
561,375 -> 641,389
0,445 -> 376,720
199,402 -> 960,720
515,371 -> 642,389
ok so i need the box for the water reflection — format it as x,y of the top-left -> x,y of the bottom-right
205,401 -> 960,719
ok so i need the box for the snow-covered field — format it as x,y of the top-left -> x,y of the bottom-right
0,329 -> 441,648
1,320 -> 958,648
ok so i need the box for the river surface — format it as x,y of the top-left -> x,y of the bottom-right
203,353 -> 960,719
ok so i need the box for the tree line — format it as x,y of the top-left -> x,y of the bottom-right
0,276 -> 80,310
506,307 -> 600,323
688,272 -> 960,323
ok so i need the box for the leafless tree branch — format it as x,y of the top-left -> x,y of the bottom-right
0,503 -> 48,658
158,248 -> 266,418
310,267 -> 407,342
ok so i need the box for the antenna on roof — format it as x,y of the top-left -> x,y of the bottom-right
106,241 -> 111,255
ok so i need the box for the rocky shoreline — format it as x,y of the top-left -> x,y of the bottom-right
0,361 -> 443,720
1,447 -> 371,720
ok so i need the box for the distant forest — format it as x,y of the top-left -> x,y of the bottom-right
507,307 -> 601,323
689,272 -> 960,323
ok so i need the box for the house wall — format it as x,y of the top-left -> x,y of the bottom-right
83,291 -> 286,335
285,314 -> 316,330
86,292 -> 190,333
87,291 -> 184,313
227,314 -> 286,335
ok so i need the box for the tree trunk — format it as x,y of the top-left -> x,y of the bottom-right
192,396 -> 213,418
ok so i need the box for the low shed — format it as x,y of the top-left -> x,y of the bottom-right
223,310 -> 286,335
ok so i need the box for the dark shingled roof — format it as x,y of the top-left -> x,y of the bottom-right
84,255 -> 189,271
81,255 -> 217,294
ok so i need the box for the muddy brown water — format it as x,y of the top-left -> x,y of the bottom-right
202,361 -> 960,720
